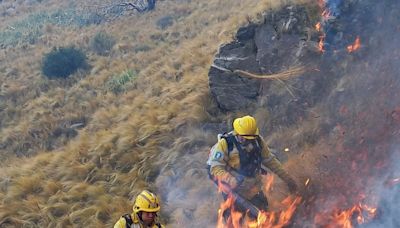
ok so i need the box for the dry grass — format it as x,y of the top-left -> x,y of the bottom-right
234,66 -> 307,80
0,0 -> 302,227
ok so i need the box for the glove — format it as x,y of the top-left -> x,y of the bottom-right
220,174 -> 239,191
286,179 -> 298,194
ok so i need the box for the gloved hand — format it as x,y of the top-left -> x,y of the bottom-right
221,174 -> 239,191
286,179 -> 298,194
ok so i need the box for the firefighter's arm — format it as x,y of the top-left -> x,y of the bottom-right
259,138 -> 297,192
208,139 -> 239,189
113,217 -> 126,228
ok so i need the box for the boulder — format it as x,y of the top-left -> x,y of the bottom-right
208,5 -> 315,112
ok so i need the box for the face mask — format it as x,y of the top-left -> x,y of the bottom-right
237,136 -> 253,146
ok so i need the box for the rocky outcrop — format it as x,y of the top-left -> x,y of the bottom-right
208,4 -> 355,129
209,5 -> 316,111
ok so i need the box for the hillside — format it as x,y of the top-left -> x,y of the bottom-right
1,0 -> 400,227
0,0 -> 282,227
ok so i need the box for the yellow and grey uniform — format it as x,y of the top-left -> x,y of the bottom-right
113,213 -> 165,228
207,131 -> 294,200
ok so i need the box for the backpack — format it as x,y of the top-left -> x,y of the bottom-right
123,214 -> 162,228
123,214 -> 133,228
210,132 -> 264,177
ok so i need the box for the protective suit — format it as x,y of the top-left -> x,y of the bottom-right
207,116 -> 297,213
114,190 -> 165,228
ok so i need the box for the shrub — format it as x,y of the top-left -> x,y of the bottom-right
90,31 -> 116,56
156,15 -> 174,30
106,69 -> 137,94
42,47 -> 88,78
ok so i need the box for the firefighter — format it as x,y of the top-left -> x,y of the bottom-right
114,190 -> 165,228
207,115 -> 297,217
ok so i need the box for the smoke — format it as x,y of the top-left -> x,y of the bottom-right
294,0 -> 400,226
154,127 -> 221,227
155,0 -> 400,227
366,147 -> 400,228
324,0 -> 342,17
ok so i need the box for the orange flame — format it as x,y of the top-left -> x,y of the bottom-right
217,194 -> 234,228
347,36 -> 361,53
315,22 -> 322,32
305,178 -> 310,186
318,35 -> 325,53
216,176 -> 302,228
315,203 -> 377,228
263,175 -> 274,193
254,196 -> 302,228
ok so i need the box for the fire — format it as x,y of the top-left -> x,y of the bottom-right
314,203 -> 377,228
216,176 -> 302,228
318,35 -> 325,53
315,22 -> 322,32
253,196 -> 302,228
263,175 -> 274,193
315,1 -> 330,53
305,178 -> 310,186
347,36 -> 361,53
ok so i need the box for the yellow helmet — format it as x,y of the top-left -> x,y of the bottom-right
133,190 -> 161,214
233,115 -> 259,139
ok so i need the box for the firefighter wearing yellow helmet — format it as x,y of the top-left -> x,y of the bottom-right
207,115 -> 297,217
114,190 -> 165,228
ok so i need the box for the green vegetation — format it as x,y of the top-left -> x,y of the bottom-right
106,69 -> 137,94
42,47 -> 88,78
0,9 -> 104,47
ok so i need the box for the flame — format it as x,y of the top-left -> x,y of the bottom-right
217,194 -> 233,228
263,175 -> 274,193
315,22 -> 322,32
216,176 -> 302,228
315,0 -> 328,53
305,178 -> 310,186
318,35 -> 325,53
254,196 -> 302,228
314,203 -> 377,228
347,36 -> 361,53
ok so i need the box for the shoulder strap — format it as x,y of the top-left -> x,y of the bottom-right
255,136 -> 263,149
156,223 -> 162,228
220,133 -> 235,155
123,214 -> 133,228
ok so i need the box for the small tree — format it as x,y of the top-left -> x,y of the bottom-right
42,47 -> 88,78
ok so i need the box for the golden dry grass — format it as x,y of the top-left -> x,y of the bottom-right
0,0 -> 308,227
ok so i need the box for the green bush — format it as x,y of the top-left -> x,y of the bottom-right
90,32 -> 116,56
106,70 -> 137,94
42,47 -> 88,78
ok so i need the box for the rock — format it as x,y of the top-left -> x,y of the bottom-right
208,5 -> 315,112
